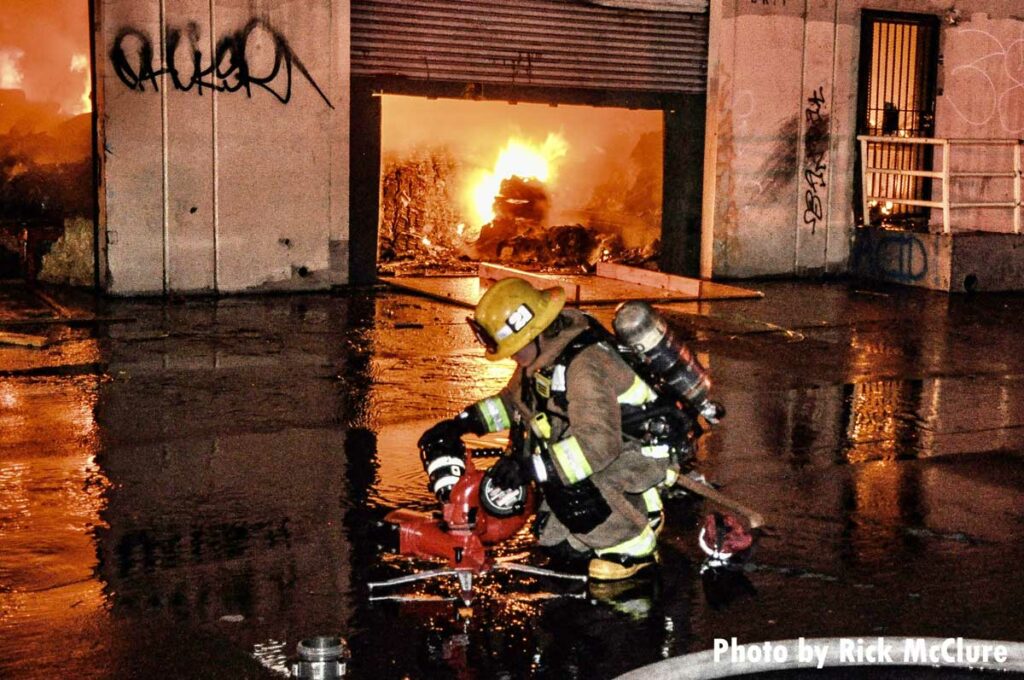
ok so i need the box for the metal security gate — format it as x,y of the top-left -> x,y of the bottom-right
351,0 -> 709,100
856,11 -> 940,225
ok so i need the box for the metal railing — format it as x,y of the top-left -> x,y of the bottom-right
858,135 -> 1023,234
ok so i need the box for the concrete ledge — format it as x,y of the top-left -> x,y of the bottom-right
851,227 -> 1024,292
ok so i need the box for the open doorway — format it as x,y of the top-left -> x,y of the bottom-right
350,82 -> 705,286
377,96 -> 664,277
856,10 -> 940,228
0,0 -> 95,287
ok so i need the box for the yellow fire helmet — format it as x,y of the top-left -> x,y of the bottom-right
469,277 -> 566,361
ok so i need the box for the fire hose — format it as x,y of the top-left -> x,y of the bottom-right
674,473 -> 766,530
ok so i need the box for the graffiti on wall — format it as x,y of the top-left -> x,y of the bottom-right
852,231 -> 929,283
802,85 -> 829,234
945,29 -> 1024,134
497,51 -> 540,84
110,18 -> 334,109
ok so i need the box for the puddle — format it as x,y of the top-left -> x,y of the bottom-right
2,284 -> 1024,678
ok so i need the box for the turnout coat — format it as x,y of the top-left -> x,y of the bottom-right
471,309 -> 678,557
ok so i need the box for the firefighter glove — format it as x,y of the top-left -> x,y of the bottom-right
488,455 -> 527,492
417,408 -> 487,454
421,441 -> 465,502
418,408 -> 488,501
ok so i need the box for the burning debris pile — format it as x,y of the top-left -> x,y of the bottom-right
466,175 -> 550,260
378,149 -> 475,273
466,176 -> 656,268
378,151 -> 658,275
0,89 -> 94,281
0,1 -> 94,282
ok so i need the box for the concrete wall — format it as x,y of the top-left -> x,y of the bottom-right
934,4 -> 1024,137
851,226 -> 952,290
935,8 -> 1024,233
703,0 -> 855,279
852,226 -> 1024,292
96,0 -> 350,295
702,0 -> 1023,279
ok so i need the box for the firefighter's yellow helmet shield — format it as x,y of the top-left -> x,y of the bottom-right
472,278 -> 566,361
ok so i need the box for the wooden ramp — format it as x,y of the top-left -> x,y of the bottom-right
386,262 -> 763,309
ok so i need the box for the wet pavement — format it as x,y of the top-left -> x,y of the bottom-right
1,278 -> 1023,678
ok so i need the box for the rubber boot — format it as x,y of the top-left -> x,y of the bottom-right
587,550 -> 659,581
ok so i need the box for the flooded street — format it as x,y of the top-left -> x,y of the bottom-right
1,280 -> 1023,678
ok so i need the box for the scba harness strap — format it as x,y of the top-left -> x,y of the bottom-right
524,316 -> 697,479
522,317 -> 614,413
525,317 -> 691,442
523,316 -> 700,538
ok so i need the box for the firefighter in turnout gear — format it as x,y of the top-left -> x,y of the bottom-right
418,277 -> 697,581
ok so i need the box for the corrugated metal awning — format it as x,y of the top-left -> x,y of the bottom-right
351,0 -> 709,96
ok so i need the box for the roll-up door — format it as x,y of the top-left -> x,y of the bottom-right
351,0 -> 708,95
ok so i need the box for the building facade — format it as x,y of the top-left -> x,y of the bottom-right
90,0 -> 1023,294
705,0 -> 1023,290
96,0 -> 351,294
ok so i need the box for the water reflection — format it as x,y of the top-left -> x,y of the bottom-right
86,291 -> 533,677
700,567 -> 757,611
4,283 -> 1024,678
342,295 -> 700,678
89,294 -> 374,676
0,365 -> 108,677
842,379 -> 925,464
349,560 -> 695,679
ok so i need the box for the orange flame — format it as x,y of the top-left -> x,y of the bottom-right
70,53 -> 91,114
465,133 -> 568,227
0,49 -> 24,89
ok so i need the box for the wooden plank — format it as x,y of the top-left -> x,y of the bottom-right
477,262 -> 582,305
386,277 -> 479,309
0,316 -> 136,328
562,272 -> 694,303
596,262 -> 763,300
390,275 -> 692,307
596,261 -> 701,296
0,331 -> 48,348
31,289 -> 76,318
699,280 -> 765,300
388,272 -> 763,308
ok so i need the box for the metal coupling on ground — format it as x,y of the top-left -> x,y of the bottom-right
290,635 -> 350,679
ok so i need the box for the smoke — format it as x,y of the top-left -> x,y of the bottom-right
0,2 -> 93,231
0,0 -> 91,115
578,130 -> 663,249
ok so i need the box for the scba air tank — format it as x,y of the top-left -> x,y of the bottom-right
613,300 -> 720,422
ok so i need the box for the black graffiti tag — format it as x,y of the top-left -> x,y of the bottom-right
110,18 -> 334,109
802,86 -> 828,233
853,231 -> 928,282
500,51 -> 539,85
